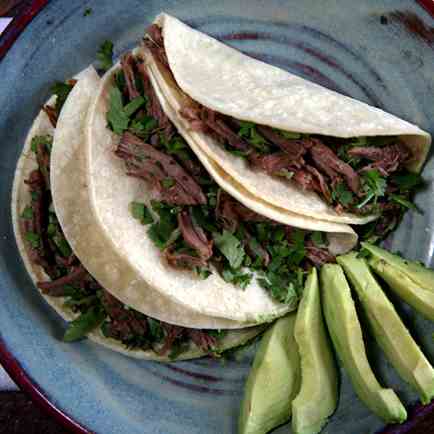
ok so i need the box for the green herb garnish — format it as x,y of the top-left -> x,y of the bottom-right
213,230 -> 245,269
21,206 -> 33,220
130,202 -> 153,224
63,307 -> 106,342
97,40 -> 114,72
25,232 -> 40,248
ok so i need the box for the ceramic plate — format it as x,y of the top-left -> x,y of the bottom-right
1,1 -> 434,433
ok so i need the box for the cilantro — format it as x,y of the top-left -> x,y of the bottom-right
213,230 -> 245,269
83,8 -> 92,16
357,169 -> 386,209
97,40 -> 114,72
169,343 -> 188,360
147,318 -> 164,341
332,182 -> 354,206
130,202 -> 153,224
237,121 -> 270,153
123,96 -> 146,117
196,267 -> 212,279
47,223 -> 57,236
51,82 -> 75,114
129,116 -> 157,138
207,329 -> 227,339
162,178 -> 175,189
25,232 -> 40,248
391,172 -> 423,192
63,307 -> 106,342
258,271 -> 301,304
21,206 -> 33,220
191,206 -> 218,232
311,231 -> 325,247
54,236 -> 72,257
389,194 -> 419,212
279,130 -> 302,140
31,135 -> 53,153
246,236 -> 268,265
221,267 -> 252,289
107,87 -> 130,134
115,70 -> 126,94
31,191 -> 39,202
147,203 -> 178,249
273,227 -> 286,242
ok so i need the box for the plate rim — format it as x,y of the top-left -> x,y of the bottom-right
1,1 -> 434,434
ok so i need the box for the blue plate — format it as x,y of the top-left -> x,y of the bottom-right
1,1 -> 434,433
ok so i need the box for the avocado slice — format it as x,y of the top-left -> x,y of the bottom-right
369,257 -> 434,321
338,252 -> 434,405
321,264 -> 407,423
292,268 -> 338,434
361,242 -> 434,291
238,313 -> 300,434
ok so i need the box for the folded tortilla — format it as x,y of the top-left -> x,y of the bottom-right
86,47 -> 358,325
11,67 -> 263,361
149,13 -> 431,225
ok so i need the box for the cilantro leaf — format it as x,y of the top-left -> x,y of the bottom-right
63,307 -> 106,342
129,115 -> 158,138
25,232 -> 40,248
213,230 -> 245,269
147,203 -> 178,249
332,182 -> 354,206
147,318 -> 164,341
21,206 -> 33,220
107,87 -> 130,134
97,40 -> 114,72
130,202 -> 153,224
221,267 -> 252,289
311,231 -> 326,247
391,172 -> 423,192
279,130 -> 302,140
237,121 -> 270,153
83,8 -> 92,16
357,169 -> 386,209
389,194 -> 419,212
31,135 -> 53,153
51,82 -> 75,114
123,96 -> 146,117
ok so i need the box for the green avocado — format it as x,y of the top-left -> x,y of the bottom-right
292,268 -> 338,434
238,313 -> 300,434
321,264 -> 407,423
361,242 -> 434,291
369,257 -> 434,321
338,252 -> 434,405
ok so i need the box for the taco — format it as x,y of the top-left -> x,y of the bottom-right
11,67 -> 263,361
144,13 -> 431,235
85,46 -> 357,324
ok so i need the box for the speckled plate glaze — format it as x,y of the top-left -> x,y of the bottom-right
1,1 -> 434,433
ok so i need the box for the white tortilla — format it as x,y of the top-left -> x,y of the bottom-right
146,52 -> 358,255
86,62 -> 295,324
51,66 -> 249,330
11,73 -> 263,361
154,13 -> 431,225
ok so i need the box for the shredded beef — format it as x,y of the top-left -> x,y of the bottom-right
37,265 -> 87,296
144,24 -> 169,67
310,140 -> 360,194
249,152 -> 298,174
121,53 -> 140,101
116,132 -> 207,205
256,126 -> 309,159
158,323 -> 184,355
305,246 -> 336,266
178,211 -> 213,260
306,165 -> 332,203
164,245 -> 208,269
187,330 -> 217,352
43,105 -> 58,128
349,143 -> 410,176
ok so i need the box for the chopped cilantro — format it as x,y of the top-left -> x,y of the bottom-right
123,96 -> 146,117
147,318 -> 164,341
311,231 -> 325,247
21,206 -> 33,220
196,267 -> 212,279
130,202 -> 153,224
279,130 -> 302,140
25,232 -> 40,248
83,8 -> 92,16
31,135 -> 53,153
258,270 -> 301,304
357,248 -> 372,260
129,116 -> 157,138
107,87 -> 130,134
147,202 -> 178,249
213,230 -> 245,269
54,236 -> 72,257
47,223 -> 56,236
51,82 -> 75,114
31,191 -> 39,202
63,307 -> 106,342
332,182 -> 354,206
237,121 -> 270,153
97,40 -> 114,72
276,169 -> 294,180
222,267 -> 252,289
357,169 -> 386,209
391,172 -> 423,192
389,194 -> 419,212
191,206 -> 218,233
162,178 -> 175,189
